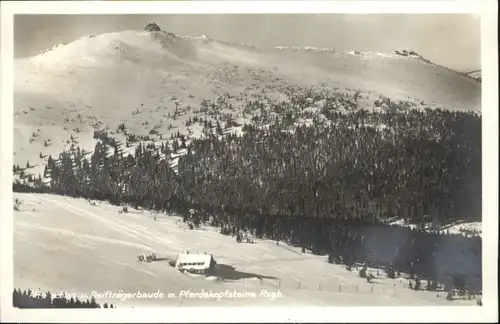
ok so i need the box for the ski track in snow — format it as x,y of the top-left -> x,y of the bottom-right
42,196 -> 159,248
17,221 -> 152,250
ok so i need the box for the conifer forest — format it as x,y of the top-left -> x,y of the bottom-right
14,90 -> 482,295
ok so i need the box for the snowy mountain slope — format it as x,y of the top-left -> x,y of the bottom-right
13,29 -> 481,180
14,193 -> 477,307
273,46 -> 481,111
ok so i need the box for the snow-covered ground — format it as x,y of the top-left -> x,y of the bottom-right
13,193 -> 477,307
388,219 -> 482,238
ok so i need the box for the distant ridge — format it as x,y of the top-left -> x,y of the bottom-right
17,25 -> 481,119
33,25 -> 473,84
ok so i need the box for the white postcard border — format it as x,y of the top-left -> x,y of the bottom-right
1,1 -> 497,323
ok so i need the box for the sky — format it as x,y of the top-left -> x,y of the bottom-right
14,14 -> 481,72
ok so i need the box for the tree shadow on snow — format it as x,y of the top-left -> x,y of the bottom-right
215,264 -> 278,281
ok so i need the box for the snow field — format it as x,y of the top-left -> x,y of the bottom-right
14,193 -> 477,307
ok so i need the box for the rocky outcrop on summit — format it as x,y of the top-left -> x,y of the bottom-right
145,23 -> 161,32
465,70 -> 481,82
143,23 -> 187,53
347,50 -> 361,55
393,49 -> 433,65
394,49 -> 419,57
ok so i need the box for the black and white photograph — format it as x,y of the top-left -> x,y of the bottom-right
1,1 -> 498,323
